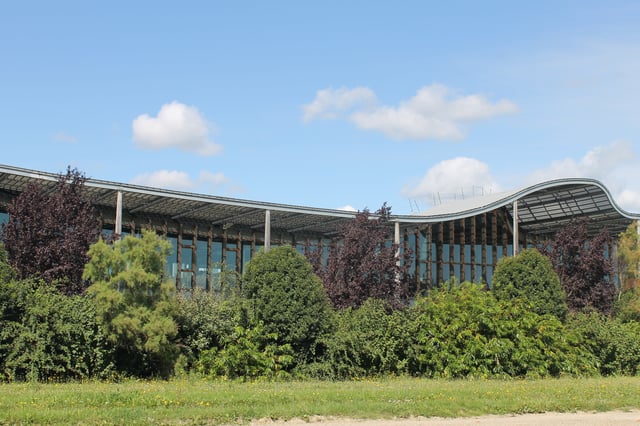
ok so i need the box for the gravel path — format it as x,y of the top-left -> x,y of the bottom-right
252,410 -> 640,425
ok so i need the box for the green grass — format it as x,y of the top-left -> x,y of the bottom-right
0,377 -> 639,425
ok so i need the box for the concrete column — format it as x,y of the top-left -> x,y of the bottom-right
264,209 -> 271,253
512,200 -> 519,256
115,191 -> 123,237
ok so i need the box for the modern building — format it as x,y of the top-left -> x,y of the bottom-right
1,163 -> 638,291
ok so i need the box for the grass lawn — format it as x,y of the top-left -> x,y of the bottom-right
0,376 -> 639,425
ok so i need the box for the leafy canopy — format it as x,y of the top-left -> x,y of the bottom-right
314,203 -> 409,309
1,166 -> 100,294
541,219 -> 615,315
243,245 -> 333,364
83,229 -> 177,377
492,248 -> 568,320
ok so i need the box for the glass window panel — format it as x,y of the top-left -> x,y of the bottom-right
464,264 -> 472,282
180,271 -> 193,290
243,244 -> 253,270
196,240 -> 208,289
226,243 -> 237,272
211,241 -> 223,271
182,247 -> 192,271
165,236 -> 178,280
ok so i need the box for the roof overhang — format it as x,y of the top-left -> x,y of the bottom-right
397,178 -> 640,237
1,164 -> 638,238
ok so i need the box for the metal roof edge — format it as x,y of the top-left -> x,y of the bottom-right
392,178 -> 640,224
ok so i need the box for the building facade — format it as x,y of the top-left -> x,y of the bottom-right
1,164 -> 637,291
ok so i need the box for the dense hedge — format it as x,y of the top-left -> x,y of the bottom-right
2,243 -> 640,381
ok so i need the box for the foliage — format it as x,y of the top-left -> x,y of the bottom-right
541,219 -> 615,314
614,287 -> 640,322
84,229 -> 178,378
173,288 -> 241,370
305,298 -> 414,379
313,203 -> 410,309
617,221 -> 640,291
0,244 -> 15,284
1,167 -> 100,295
243,245 -> 333,365
568,311 -> 640,376
492,248 -> 568,320
196,323 -> 294,380
0,278 -> 112,382
409,282 -> 596,378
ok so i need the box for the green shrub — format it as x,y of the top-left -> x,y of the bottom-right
492,248 -> 568,320
409,282 -> 595,378
84,230 -> 178,378
0,279 -> 112,381
173,289 -> 241,371
568,311 -> 640,376
304,298 -> 413,379
196,323 -> 294,380
243,245 -> 333,365
614,288 -> 640,323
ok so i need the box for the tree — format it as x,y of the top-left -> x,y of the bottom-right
616,221 -> 640,291
313,203 -> 410,309
243,245 -> 333,365
541,219 -> 615,314
492,248 -> 568,320
1,166 -> 100,294
83,229 -> 178,377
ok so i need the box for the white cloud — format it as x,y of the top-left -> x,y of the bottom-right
304,84 -> 518,140
302,87 -> 376,122
132,101 -> 222,156
402,142 -> 640,212
526,140 -> 640,212
402,157 -> 501,202
337,204 -> 358,212
198,170 -> 229,186
130,169 -> 236,195
130,170 -> 195,191
526,140 -> 637,184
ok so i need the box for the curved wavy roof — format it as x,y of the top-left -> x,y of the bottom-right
396,178 -> 640,237
1,164 -> 638,237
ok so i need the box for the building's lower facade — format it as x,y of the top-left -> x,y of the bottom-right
1,164 -> 637,291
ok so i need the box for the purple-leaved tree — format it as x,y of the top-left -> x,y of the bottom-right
312,203 -> 411,309
1,167 -> 100,294
541,219 -> 615,314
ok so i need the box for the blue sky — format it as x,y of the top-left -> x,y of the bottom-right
2,1 -> 640,214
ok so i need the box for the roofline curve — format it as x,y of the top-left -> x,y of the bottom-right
393,178 -> 640,224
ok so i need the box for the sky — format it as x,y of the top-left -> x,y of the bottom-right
2,1 -> 640,215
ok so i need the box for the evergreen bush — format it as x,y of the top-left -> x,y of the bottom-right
243,245 -> 333,365
492,248 -> 568,320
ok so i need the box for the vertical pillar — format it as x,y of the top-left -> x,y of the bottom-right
426,225 -> 432,288
437,223 -> 444,285
394,222 -> 400,265
414,228 -> 421,294
481,213 -> 487,283
513,200 -> 519,256
264,209 -> 271,253
470,216 -> 477,282
115,191 -> 123,237
449,221 -> 455,282
460,218 -> 466,282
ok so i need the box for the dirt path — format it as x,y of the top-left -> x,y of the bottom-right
252,410 -> 640,425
